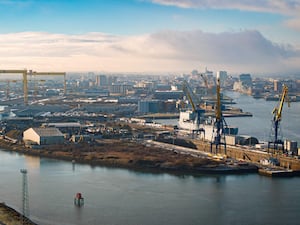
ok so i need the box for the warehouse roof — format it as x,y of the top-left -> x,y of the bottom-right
42,122 -> 81,128
32,127 -> 64,137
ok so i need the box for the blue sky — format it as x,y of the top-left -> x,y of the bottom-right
0,0 -> 299,75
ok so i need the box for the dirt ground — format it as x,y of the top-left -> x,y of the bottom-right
0,203 -> 36,225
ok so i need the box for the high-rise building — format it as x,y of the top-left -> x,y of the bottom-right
217,71 -> 227,87
96,75 -> 108,86
239,74 -> 252,87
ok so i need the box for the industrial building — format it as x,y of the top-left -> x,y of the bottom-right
41,122 -> 82,135
23,127 -> 64,145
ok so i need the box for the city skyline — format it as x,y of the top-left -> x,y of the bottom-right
0,0 -> 299,75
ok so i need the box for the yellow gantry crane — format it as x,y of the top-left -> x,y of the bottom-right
268,84 -> 290,152
0,69 -> 27,103
28,70 -> 66,92
6,79 -> 20,100
0,69 -> 66,105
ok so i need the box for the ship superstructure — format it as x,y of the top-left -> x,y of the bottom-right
178,77 -> 238,144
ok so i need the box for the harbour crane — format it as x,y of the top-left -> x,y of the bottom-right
200,73 -> 210,96
0,69 -> 27,103
268,84 -> 290,152
199,73 -> 215,96
210,78 -> 227,154
5,79 -> 20,100
182,80 -> 201,111
32,79 -> 46,100
0,69 -> 66,105
182,80 -> 205,136
28,71 -> 66,94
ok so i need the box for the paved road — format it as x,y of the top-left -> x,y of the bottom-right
144,140 -> 214,159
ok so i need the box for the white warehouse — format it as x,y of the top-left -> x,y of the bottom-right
23,127 -> 65,145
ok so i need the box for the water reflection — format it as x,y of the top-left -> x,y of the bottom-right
24,155 -> 40,170
72,160 -> 76,171
1,149 -> 300,225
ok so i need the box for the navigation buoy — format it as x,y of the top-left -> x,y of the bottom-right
74,192 -> 84,206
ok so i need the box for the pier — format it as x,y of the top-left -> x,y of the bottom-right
191,139 -> 300,175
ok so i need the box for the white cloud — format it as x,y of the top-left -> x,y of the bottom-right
285,17 -> 300,31
151,0 -> 300,32
0,30 -> 299,75
151,0 -> 300,14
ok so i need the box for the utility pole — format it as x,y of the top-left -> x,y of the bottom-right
20,169 -> 29,221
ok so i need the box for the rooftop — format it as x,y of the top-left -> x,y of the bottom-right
32,127 -> 64,137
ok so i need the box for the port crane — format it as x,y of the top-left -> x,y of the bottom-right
268,85 -> 290,152
5,79 -> 21,100
0,69 -> 28,103
182,80 -> 205,137
0,69 -> 66,105
182,80 -> 201,111
28,70 -> 67,95
200,73 -> 209,96
210,78 -> 227,154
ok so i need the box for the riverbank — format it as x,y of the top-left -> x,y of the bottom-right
0,138 -> 258,175
0,202 -> 37,225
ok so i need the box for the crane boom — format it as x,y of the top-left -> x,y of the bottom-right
30,72 -> 66,76
182,81 -> 196,111
28,71 -> 67,99
215,78 -> 222,120
272,85 -> 289,122
0,69 -> 27,73
0,69 -> 66,105
268,84 -> 290,152
0,70 -> 28,104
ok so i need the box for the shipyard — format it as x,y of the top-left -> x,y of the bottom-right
0,69 -> 299,175
1,68 -> 300,224
1,1 -> 300,225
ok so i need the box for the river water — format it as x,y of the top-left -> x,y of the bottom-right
224,91 -> 300,144
0,151 -> 300,225
156,91 -> 300,144
0,92 -> 300,225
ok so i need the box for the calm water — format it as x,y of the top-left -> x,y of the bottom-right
156,91 -> 300,144
0,92 -> 300,225
0,151 -> 300,225
225,91 -> 300,144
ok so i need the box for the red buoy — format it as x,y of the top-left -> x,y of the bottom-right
74,192 -> 84,206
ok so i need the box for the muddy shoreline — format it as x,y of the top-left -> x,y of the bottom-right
0,202 -> 37,225
0,139 -> 258,175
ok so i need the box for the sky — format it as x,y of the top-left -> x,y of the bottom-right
0,0 -> 300,75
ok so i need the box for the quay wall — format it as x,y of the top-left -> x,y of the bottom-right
192,139 -> 300,171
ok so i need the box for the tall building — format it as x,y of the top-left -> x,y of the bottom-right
96,75 -> 108,86
239,74 -> 252,87
217,71 -> 227,87
274,80 -> 280,92
233,74 -> 252,95
138,100 -> 160,113
107,76 -> 117,86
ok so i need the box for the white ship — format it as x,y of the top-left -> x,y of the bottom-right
178,110 -> 238,141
